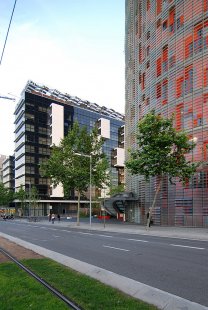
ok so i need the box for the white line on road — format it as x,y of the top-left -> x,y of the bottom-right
127,238 -> 149,243
78,232 -> 94,236
97,234 -> 113,238
53,235 -> 61,238
170,244 -> 205,250
103,245 -> 130,252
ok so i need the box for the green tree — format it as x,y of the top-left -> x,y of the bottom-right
15,185 -> 27,216
108,184 -> 125,197
42,122 -> 109,225
126,111 -> 199,229
0,183 -> 13,207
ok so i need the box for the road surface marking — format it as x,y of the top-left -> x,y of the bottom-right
103,245 -> 130,252
53,235 -> 61,238
170,244 -> 205,250
98,234 -> 113,238
128,238 -> 149,243
78,232 -> 93,235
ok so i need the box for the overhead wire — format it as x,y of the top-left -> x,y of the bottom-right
0,0 -> 18,66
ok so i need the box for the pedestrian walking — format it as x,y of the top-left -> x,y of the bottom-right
48,214 -> 51,222
147,209 -> 152,227
57,214 -> 60,222
51,213 -> 55,224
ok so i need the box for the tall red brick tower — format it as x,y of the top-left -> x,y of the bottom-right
125,0 -> 208,227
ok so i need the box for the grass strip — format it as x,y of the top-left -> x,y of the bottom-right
0,261 -> 69,310
23,258 -> 158,310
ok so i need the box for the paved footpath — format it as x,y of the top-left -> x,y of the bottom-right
34,218 -> 208,241
1,219 -> 208,310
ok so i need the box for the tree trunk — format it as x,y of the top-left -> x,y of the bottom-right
146,177 -> 162,230
77,191 -> 80,226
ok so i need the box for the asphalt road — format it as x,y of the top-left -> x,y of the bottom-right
0,220 -> 207,307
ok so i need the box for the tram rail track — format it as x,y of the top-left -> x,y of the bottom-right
0,247 -> 83,310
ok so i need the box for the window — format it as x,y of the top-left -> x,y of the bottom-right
39,147 -> 50,155
139,43 -> 142,63
147,0 -> 150,11
157,0 -> 162,15
25,113 -> 34,121
169,55 -> 175,68
26,145 -> 35,153
39,127 -> 47,134
26,156 -> 34,164
147,46 -> 150,56
38,106 -> 47,112
156,57 -> 162,77
169,7 -> 175,33
185,66 -> 193,95
176,77 -> 184,98
139,71 -> 142,84
203,141 -> 208,160
162,45 -> 168,72
142,73 -> 145,90
175,103 -> 184,130
177,16 -> 184,30
205,66 -> 208,87
193,114 -> 202,127
157,19 -> 161,28
139,72 -> 142,84
162,79 -> 168,104
204,0 -> 208,12
163,20 -> 168,30
146,98 -> 150,106
185,35 -> 193,59
26,166 -> 35,174
156,83 -> 161,98
147,31 -> 150,40
39,137 -> 50,145
26,124 -> 34,132
194,23 -> 203,54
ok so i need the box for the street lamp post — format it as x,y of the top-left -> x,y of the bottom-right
74,152 -> 92,226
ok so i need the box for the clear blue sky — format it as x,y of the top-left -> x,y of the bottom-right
0,0 -> 125,155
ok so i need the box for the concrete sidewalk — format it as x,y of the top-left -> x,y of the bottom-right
22,218 -> 208,241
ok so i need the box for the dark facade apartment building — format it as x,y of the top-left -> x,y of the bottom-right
2,155 -> 15,190
125,0 -> 208,227
0,154 -> 6,183
14,81 -> 124,216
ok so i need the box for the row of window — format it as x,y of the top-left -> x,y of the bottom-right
140,64 -> 208,101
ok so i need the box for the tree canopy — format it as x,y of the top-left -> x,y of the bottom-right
107,184 -> 125,197
126,110 -> 198,184
0,183 -> 14,206
126,111 -> 199,228
42,122 -> 109,224
15,185 -> 27,215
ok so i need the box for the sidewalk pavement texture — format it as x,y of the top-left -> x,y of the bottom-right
1,219 -> 208,310
21,217 -> 208,241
